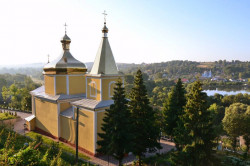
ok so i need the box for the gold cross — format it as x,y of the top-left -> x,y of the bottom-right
64,23 -> 67,34
102,10 -> 107,23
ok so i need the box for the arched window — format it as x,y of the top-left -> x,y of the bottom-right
109,81 -> 116,98
89,81 -> 97,97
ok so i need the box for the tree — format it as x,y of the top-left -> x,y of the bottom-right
208,103 -> 225,141
163,78 -> 186,150
97,79 -> 133,166
222,103 -> 249,152
129,69 -> 161,166
179,80 -> 216,166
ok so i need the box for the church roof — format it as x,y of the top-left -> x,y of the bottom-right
90,23 -> 118,75
30,86 -> 85,102
60,107 -> 74,118
71,98 -> 114,110
43,34 -> 87,74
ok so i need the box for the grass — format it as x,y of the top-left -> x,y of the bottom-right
25,131 -> 90,160
0,112 -> 16,120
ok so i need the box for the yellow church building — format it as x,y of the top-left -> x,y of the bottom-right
25,21 -> 123,156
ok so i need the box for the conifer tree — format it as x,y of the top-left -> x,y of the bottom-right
129,69 -> 161,166
163,78 -> 186,150
180,80 -> 216,166
97,78 -> 132,166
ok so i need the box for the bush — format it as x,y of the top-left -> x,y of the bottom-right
35,135 -> 43,144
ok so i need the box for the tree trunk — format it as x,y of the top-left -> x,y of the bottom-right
138,155 -> 142,166
118,159 -> 122,166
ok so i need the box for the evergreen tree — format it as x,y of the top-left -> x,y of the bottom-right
97,79 -> 133,166
163,78 -> 186,150
179,80 -> 216,166
129,69 -> 161,166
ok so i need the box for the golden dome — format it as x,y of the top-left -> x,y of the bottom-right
43,34 -> 87,75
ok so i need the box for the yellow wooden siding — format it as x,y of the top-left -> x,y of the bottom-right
69,76 -> 85,95
60,102 -> 71,112
44,75 -> 55,95
56,76 -> 67,94
30,118 -> 36,131
87,78 -> 101,101
35,98 -> 58,137
78,108 -> 94,154
60,116 -> 76,144
102,78 -> 118,100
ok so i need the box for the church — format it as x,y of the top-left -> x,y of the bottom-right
25,19 -> 123,156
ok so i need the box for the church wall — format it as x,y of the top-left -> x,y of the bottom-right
78,108 -> 95,154
102,78 -> 119,100
60,102 -> 71,112
35,98 -> 58,137
56,76 -> 67,94
69,75 -> 85,95
87,78 -> 101,101
60,116 -> 76,144
44,75 -> 55,95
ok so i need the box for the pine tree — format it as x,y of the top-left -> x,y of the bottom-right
180,80 -> 216,166
163,78 -> 186,150
129,69 -> 161,166
97,78 -> 133,166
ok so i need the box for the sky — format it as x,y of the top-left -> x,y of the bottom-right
0,0 -> 250,65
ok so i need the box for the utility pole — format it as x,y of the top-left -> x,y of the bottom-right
75,107 -> 79,164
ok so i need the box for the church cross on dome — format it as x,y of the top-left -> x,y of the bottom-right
102,10 -> 107,23
64,23 -> 68,34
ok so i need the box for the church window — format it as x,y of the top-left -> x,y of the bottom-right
109,81 -> 116,98
89,81 -> 97,97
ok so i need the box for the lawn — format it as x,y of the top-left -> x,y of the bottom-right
25,131 -> 91,160
0,112 -> 16,120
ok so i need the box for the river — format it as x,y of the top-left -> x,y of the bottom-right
203,89 -> 250,96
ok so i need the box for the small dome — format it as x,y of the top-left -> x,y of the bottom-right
102,23 -> 109,33
43,34 -> 87,75
62,34 -> 71,42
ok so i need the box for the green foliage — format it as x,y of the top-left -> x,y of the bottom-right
163,78 -> 186,150
0,126 -> 92,165
221,93 -> 250,107
208,103 -> 225,138
176,80 -> 217,166
12,145 -> 41,165
97,79 -> 133,165
0,112 -> 16,120
222,103 -> 250,152
129,69 -> 161,165
25,131 -> 90,160
0,74 -> 40,111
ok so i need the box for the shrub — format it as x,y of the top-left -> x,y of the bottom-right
35,135 -> 43,144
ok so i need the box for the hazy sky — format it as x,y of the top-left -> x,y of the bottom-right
0,0 -> 249,65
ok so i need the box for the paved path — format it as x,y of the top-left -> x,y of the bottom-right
87,139 -> 175,166
0,109 -> 31,135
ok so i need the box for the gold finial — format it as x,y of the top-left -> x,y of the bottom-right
64,23 -> 67,34
102,10 -> 107,23
47,54 -> 50,63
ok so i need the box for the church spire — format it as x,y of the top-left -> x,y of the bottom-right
90,12 -> 118,75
